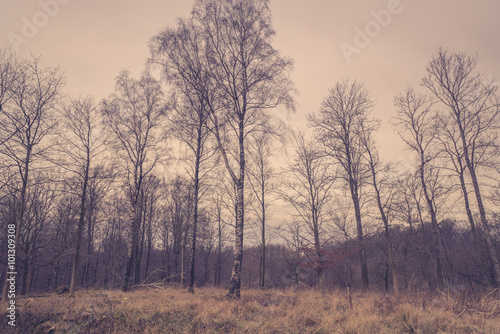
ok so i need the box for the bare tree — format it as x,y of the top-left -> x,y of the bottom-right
437,115 -> 479,242
210,185 -> 229,287
394,88 -> 445,289
282,131 -> 336,287
192,0 -> 295,298
151,18 -> 218,292
164,175 -> 194,284
17,174 -> 59,295
1,55 -> 64,299
279,222 -> 306,289
197,208 -> 216,285
101,70 -> 166,291
360,121 -> 400,295
0,47 -> 19,230
309,80 -> 372,291
56,97 -> 106,296
0,47 -> 19,147
422,50 -> 500,286
81,165 -> 112,288
136,173 -> 162,282
329,199 -> 354,307
393,171 -> 421,289
247,128 -> 280,288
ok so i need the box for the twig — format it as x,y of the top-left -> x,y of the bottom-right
299,281 -> 314,290
479,288 -> 497,306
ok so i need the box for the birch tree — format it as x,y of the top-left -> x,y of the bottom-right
151,18 -> 216,293
192,0 -> 295,298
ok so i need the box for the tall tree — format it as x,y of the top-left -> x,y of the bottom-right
422,50 -> 500,286
58,97 -> 106,296
360,122 -> 400,295
17,174 -> 57,295
209,181 -> 229,287
164,175 -> 193,284
101,70 -> 166,291
0,47 -> 19,221
437,115 -> 478,242
1,55 -> 64,299
282,131 -> 336,287
192,0 -> 295,298
309,80 -> 372,291
137,173 -> 162,282
393,171 -> 421,289
247,128 -> 279,288
151,18 -> 217,293
81,165 -> 112,288
394,88 -> 444,289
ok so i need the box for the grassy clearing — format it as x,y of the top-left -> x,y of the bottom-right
1,287 -> 499,333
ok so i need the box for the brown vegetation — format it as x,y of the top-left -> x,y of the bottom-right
2,287 -> 499,333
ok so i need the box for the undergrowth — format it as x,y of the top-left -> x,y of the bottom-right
1,287 -> 499,333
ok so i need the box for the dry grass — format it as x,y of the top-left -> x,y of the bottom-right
1,287 -> 499,333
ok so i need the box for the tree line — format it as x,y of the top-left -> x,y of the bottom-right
1,0 -> 499,299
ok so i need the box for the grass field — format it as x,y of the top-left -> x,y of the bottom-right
1,287 -> 499,333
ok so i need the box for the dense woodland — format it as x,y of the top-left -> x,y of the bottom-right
1,0 -> 499,300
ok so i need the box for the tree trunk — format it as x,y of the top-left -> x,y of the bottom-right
145,231 -> 152,280
135,200 -> 146,284
259,195 -> 266,288
463,150 -> 500,286
352,195 -> 369,291
84,198 -> 95,288
26,266 -> 33,296
348,173 -> 368,291
419,163 -> 444,289
374,188 -> 398,295
181,224 -> 189,286
456,165 -> 478,243
368,154 -> 399,295
122,207 -> 139,291
345,143 -> 368,291
188,125 -> 203,293
19,260 -> 28,295
204,252 -> 209,284
69,155 -> 90,296
313,223 -> 324,287
216,209 -> 222,287
188,182 -> 199,292
228,181 -> 244,298
228,125 -> 245,299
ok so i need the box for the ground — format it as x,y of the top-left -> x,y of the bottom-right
1,287 -> 499,333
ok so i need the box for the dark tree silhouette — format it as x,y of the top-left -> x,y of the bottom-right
101,71 -> 166,292
309,80 -> 373,291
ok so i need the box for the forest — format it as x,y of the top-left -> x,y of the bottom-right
1,0 -> 499,309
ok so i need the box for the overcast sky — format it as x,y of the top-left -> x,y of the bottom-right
1,0 -> 500,165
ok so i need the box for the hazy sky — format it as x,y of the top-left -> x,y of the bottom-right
1,0 -> 500,165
